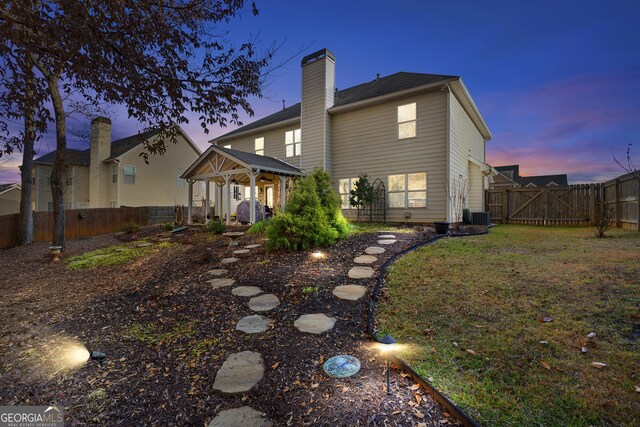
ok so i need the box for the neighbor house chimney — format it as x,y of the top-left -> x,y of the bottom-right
89,117 -> 112,208
301,48 -> 335,173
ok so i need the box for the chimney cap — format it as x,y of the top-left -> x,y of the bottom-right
91,117 -> 112,126
301,48 -> 335,67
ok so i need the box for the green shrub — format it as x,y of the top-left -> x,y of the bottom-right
163,221 -> 175,231
207,220 -> 226,234
247,218 -> 271,235
119,222 -> 139,234
266,170 -> 349,250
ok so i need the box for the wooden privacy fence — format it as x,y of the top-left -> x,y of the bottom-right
486,172 -> 639,230
0,207 -> 148,249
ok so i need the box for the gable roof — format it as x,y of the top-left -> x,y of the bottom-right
105,128 -> 163,161
34,148 -> 91,166
520,174 -> 568,187
495,165 -> 520,179
213,72 -> 457,142
0,183 -> 21,194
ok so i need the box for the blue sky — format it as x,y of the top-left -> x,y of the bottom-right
2,0 -> 639,183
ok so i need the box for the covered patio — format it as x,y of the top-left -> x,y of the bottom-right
181,146 -> 305,225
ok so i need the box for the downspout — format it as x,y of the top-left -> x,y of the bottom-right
445,85 -> 451,222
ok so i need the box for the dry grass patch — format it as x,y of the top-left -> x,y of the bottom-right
378,225 -> 640,426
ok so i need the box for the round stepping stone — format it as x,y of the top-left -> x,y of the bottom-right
248,294 -> 280,312
212,351 -> 264,395
208,407 -> 272,427
236,315 -> 273,333
323,355 -> 361,378
245,244 -> 262,249
348,266 -> 375,279
378,234 -> 396,239
208,269 -> 228,276
365,246 -> 385,255
233,249 -> 250,255
221,257 -> 239,264
294,313 -> 337,334
232,286 -> 263,297
333,285 -> 367,301
354,255 -> 377,264
377,240 -> 397,245
210,278 -> 235,289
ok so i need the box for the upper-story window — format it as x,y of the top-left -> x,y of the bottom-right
285,129 -> 301,157
255,137 -> 264,156
123,165 -> 136,185
398,102 -> 416,139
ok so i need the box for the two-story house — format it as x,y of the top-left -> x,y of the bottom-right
182,48 -> 493,223
33,118 -> 203,211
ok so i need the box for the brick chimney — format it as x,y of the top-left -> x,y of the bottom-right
89,117 -> 112,207
301,48 -> 335,173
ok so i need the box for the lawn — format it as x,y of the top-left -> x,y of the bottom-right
377,225 -> 640,426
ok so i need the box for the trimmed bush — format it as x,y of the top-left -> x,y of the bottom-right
266,170 -> 349,250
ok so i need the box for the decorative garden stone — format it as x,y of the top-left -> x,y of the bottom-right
212,351 -> 264,394
248,294 -> 280,312
208,407 -> 272,427
332,285 -> 367,301
232,286 -> 263,297
294,313 -> 337,334
236,315 -> 273,333
348,266 -> 375,279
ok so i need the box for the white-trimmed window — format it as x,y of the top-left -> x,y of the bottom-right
123,165 -> 136,185
112,165 -> 118,183
388,173 -> 427,208
255,137 -> 264,156
338,177 -> 358,209
285,129 -> 301,157
176,170 -> 185,188
223,144 -> 231,149
398,102 -> 417,139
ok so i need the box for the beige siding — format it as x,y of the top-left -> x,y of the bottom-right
331,90 -> 449,223
118,134 -> 200,207
89,120 -> 112,208
32,164 -> 90,211
449,92 -> 486,215
33,165 -> 52,211
69,166 -> 90,208
0,187 -> 21,215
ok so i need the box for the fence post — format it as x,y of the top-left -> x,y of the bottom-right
544,187 -> 550,226
615,179 -> 621,228
589,184 -> 596,225
504,189 -> 509,223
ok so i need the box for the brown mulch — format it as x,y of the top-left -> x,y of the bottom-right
0,224 -> 467,426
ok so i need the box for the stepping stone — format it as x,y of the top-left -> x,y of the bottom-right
208,269 -> 228,276
232,286 -> 263,297
348,266 -> 375,279
212,351 -> 264,395
294,313 -> 337,334
92,254 -> 108,259
210,278 -> 235,289
136,243 -> 153,247
354,255 -> 377,264
233,249 -> 250,255
208,407 -> 272,427
377,240 -> 397,245
378,234 -> 396,239
245,244 -> 262,249
333,285 -> 367,301
159,238 -> 171,241
365,246 -> 385,255
221,257 -> 239,264
236,315 -> 273,333
248,294 -> 280,312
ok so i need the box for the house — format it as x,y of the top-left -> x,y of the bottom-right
32,118 -> 203,211
490,165 -> 568,189
0,183 -> 21,215
182,48 -> 493,224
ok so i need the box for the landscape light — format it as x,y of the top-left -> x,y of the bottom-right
378,335 -> 397,394
89,350 -> 107,364
311,251 -> 325,259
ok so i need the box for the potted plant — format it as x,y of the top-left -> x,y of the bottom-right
433,219 -> 449,234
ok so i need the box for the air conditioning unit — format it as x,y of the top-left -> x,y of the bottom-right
471,211 -> 491,226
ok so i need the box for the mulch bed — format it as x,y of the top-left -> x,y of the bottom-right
0,224 -> 471,426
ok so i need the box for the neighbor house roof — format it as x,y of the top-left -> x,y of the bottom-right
213,72 -> 457,142
34,149 -> 90,166
0,183 -> 21,194
104,128 -> 163,161
495,165 -> 520,179
520,174 -> 568,187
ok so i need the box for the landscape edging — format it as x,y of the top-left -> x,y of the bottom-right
367,230 -> 489,427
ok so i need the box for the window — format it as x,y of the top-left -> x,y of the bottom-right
66,202 -> 72,209
285,129 -> 301,157
223,144 -> 231,149
255,137 -> 264,156
109,201 -> 117,208
123,165 -> 136,184
398,102 -> 416,139
176,171 -> 185,188
47,202 -> 53,211
338,177 -> 358,209
112,165 -> 118,183
388,173 -> 427,208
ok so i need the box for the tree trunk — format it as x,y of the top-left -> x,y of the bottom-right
47,75 -> 66,249
18,65 -> 36,244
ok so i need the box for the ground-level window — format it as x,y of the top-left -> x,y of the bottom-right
338,177 -> 358,209
388,172 -> 427,208
123,165 -> 136,185
285,129 -> 301,157
255,137 -> 264,156
398,102 -> 416,139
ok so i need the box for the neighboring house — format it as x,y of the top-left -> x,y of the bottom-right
183,48 -> 493,223
33,118 -> 202,211
490,165 -> 568,189
0,183 -> 21,215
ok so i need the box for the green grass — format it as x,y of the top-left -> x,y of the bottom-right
66,241 -> 170,270
378,225 -> 640,426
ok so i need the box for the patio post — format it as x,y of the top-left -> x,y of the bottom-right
225,176 -> 231,225
204,178 -> 210,225
280,176 -> 287,211
249,172 -> 257,224
187,179 -> 193,225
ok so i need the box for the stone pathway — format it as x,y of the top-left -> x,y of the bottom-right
209,278 -> 235,289
353,255 -> 376,264
233,249 -> 250,255
348,266 -> 375,279
231,286 -> 263,297
294,313 -> 337,334
248,294 -> 280,312
208,407 -> 272,427
377,239 -> 397,245
236,315 -> 273,333
221,257 -> 239,264
208,268 -> 228,276
245,244 -> 262,249
212,351 -> 264,395
365,246 -> 385,255
333,284 -> 367,301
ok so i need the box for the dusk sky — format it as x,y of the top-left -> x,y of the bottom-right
2,0 -> 639,184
